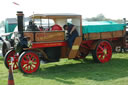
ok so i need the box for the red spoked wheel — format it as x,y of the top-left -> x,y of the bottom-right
92,40 -> 112,63
4,50 -> 19,70
18,51 -> 40,74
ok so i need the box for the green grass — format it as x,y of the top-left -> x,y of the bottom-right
1,53 -> 128,85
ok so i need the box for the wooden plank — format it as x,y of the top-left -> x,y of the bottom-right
89,33 -> 100,40
24,32 -> 34,41
101,32 -> 112,39
84,33 -> 100,40
35,31 -> 65,42
68,37 -> 82,59
84,29 -> 126,40
60,46 -> 68,58
113,31 -> 123,38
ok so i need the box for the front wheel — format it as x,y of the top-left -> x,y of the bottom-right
4,50 -> 19,70
92,40 -> 112,63
18,51 -> 40,74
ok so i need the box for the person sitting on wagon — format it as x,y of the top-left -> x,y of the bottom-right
26,20 -> 39,31
63,23 -> 78,48
39,26 -> 44,31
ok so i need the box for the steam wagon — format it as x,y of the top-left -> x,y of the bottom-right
4,11 -> 127,74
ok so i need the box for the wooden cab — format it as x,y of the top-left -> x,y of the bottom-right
23,13 -> 82,43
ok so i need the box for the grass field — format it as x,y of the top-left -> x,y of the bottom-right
1,53 -> 128,85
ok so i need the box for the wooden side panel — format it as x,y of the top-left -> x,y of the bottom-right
101,32 -> 112,39
24,32 -> 34,41
68,37 -> 82,59
84,33 -> 100,40
35,31 -> 65,42
113,31 -> 123,38
90,33 -> 100,40
84,30 -> 126,40
60,46 -> 68,58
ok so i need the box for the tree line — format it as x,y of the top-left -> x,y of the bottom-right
84,14 -> 125,23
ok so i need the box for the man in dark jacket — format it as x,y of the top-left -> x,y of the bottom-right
26,20 -> 39,31
63,23 -> 78,48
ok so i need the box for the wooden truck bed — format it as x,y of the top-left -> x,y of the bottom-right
84,29 -> 126,40
82,23 -> 126,40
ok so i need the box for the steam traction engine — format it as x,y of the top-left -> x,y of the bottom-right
4,11 -> 127,74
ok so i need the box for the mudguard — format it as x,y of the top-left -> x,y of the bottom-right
2,41 -> 11,57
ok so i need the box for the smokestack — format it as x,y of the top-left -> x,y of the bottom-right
16,11 -> 24,37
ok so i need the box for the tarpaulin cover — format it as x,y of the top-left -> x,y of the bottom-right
82,21 -> 126,34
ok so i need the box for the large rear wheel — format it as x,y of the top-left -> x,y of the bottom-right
18,51 -> 40,74
92,40 -> 112,63
4,50 -> 19,70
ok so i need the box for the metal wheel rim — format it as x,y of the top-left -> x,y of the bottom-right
6,50 -> 19,70
96,41 -> 112,63
20,52 -> 40,74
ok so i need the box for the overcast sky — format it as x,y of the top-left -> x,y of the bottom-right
0,0 -> 128,21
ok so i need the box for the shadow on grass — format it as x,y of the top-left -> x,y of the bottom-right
24,58 -> 128,84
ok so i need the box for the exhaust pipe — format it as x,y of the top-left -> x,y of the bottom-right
16,11 -> 24,37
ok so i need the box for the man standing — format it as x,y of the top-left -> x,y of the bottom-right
63,23 -> 78,48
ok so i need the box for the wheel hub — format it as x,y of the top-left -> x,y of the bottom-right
103,49 -> 107,55
28,61 -> 33,65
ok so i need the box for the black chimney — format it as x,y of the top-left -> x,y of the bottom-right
17,11 -> 24,37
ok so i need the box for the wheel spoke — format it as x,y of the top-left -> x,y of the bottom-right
30,65 -> 32,71
104,45 -> 107,49
27,55 -> 30,61
97,51 -> 103,55
98,46 -> 104,51
13,62 -> 18,69
24,56 -> 29,61
26,65 -> 29,71
23,64 -> 29,70
22,59 -> 28,64
31,65 -> 35,69
100,54 -> 104,59
31,57 -> 35,62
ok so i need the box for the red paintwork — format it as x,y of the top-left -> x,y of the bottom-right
20,52 -> 40,74
81,40 -> 94,49
51,24 -> 63,31
81,37 -> 121,49
6,50 -> 19,70
32,42 -> 67,48
108,37 -> 120,41
96,41 -> 112,63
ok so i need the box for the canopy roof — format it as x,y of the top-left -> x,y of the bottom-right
30,13 -> 81,19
